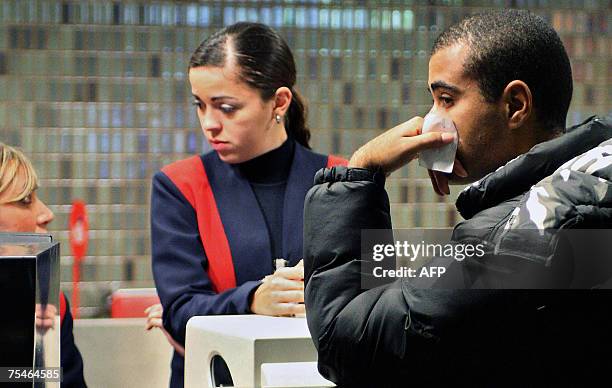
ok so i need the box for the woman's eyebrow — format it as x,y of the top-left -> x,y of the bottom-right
210,95 -> 238,101
191,94 -> 238,102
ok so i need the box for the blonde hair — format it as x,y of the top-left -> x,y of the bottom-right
0,142 -> 39,204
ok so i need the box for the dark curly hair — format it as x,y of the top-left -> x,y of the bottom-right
432,9 -> 572,132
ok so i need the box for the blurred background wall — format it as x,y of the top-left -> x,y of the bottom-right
0,0 -> 610,317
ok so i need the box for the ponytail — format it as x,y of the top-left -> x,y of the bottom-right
286,88 -> 311,149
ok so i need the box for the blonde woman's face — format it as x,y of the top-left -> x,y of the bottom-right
0,170 -> 54,233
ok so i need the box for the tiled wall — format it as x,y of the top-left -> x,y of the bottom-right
1,0 -> 611,316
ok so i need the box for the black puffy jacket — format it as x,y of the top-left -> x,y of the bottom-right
304,116 -> 612,387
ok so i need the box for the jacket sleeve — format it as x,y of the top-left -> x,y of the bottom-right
151,171 -> 261,345
303,167 -> 524,385
303,167 -> 415,384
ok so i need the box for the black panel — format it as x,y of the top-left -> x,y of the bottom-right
0,258 -> 36,367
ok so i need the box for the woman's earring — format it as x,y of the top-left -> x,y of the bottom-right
275,114 -> 281,124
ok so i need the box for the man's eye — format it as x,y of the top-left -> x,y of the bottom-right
219,104 -> 236,113
439,96 -> 453,106
191,99 -> 202,108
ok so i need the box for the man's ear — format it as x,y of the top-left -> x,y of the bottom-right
502,80 -> 532,130
273,87 -> 293,119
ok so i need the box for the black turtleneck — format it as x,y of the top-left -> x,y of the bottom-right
237,138 -> 295,259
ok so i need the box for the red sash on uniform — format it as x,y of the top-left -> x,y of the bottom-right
60,291 -> 67,323
327,154 -> 348,168
163,157 -> 236,293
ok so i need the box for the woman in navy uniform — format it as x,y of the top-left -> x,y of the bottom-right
150,22 -> 346,388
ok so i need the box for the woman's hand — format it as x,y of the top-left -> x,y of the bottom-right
35,303 -> 57,333
349,116 -> 456,175
250,260 -> 305,317
144,303 -> 185,356
144,303 -> 164,331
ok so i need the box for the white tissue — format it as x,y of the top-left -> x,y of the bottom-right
418,110 -> 458,173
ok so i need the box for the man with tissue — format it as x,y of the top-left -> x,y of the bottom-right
303,9 -> 612,387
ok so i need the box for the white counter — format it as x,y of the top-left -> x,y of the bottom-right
184,315 -> 324,388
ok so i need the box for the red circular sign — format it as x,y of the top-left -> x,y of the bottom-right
69,200 -> 89,261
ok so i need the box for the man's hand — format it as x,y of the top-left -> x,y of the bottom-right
349,117 -> 456,175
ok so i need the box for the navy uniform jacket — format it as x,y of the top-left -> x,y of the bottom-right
61,293 -> 87,388
151,142 -> 346,387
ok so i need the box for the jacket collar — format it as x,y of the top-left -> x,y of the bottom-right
456,116 -> 612,220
